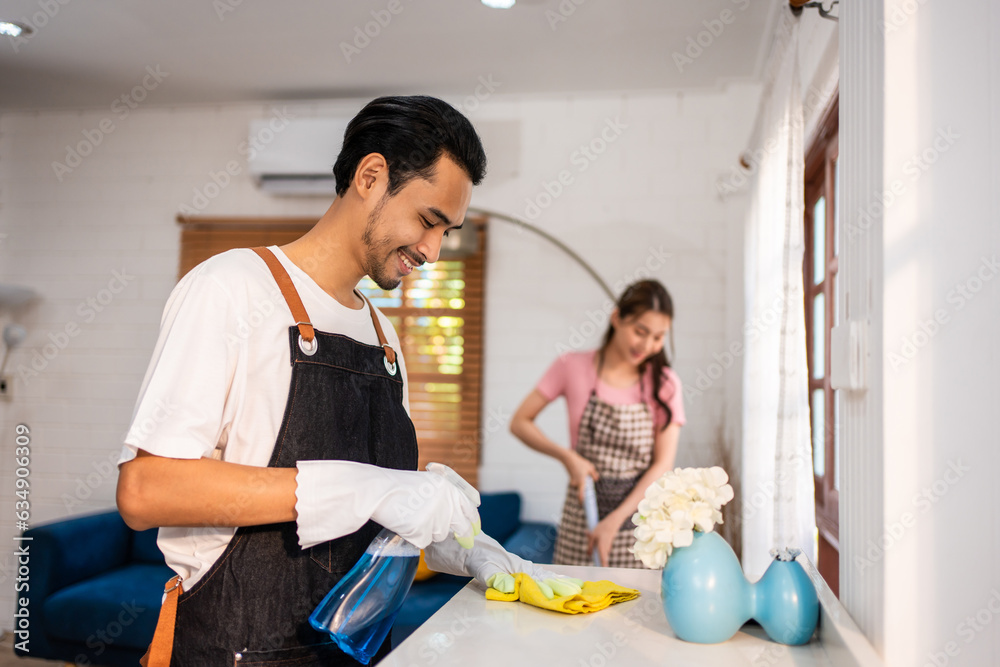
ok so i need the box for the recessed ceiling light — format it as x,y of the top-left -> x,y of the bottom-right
481,0 -> 515,8
0,21 -> 33,37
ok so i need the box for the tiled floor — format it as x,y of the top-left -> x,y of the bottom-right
0,633 -> 64,667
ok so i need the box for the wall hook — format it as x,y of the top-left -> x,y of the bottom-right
790,1 -> 839,22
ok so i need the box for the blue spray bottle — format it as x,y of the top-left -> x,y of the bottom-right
309,463 -> 480,664
582,476 -> 602,567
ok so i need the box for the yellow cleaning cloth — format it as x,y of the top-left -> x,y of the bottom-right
485,573 -> 639,614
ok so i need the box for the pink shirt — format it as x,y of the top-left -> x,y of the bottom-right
535,350 -> 686,450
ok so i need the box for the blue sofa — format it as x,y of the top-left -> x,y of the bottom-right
14,511 -> 171,666
15,493 -> 556,665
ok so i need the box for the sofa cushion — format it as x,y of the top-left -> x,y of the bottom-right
478,492 -> 521,544
30,511 -> 132,592
43,563 -> 174,650
503,522 -> 558,565
130,526 -> 165,564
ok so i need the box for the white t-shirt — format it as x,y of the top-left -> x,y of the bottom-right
118,245 -> 409,591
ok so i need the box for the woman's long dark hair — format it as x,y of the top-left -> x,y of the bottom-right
598,280 -> 675,430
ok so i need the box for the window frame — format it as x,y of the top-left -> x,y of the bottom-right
803,93 -> 840,594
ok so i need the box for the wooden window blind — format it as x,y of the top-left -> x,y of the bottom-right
177,217 -> 315,277
357,218 -> 486,486
177,216 -> 486,486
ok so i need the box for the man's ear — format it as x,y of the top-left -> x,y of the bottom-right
352,153 -> 388,202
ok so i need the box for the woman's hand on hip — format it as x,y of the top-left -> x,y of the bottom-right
564,451 -> 598,504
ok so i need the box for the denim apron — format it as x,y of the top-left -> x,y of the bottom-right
158,247 -> 418,666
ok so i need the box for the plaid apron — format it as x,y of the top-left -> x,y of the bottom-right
553,382 -> 655,568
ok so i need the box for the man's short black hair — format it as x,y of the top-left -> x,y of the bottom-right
333,95 -> 487,197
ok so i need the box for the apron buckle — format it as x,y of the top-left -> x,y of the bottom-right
382,344 -> 398,375
298,333 -> 319,356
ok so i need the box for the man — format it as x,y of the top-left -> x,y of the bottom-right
117,96 -> 551,666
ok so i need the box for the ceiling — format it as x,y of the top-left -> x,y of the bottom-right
0,0 -> 780,111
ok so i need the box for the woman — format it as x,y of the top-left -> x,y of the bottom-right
510,280 -> 685,568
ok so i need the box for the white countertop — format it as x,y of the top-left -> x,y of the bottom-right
384,564 -> 842,666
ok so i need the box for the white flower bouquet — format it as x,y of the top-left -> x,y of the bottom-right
630,466 -> 735,569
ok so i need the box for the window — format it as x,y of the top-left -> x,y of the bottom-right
177,215 -> 486,486
357,218 -> 487,486
803,94 -> 839,595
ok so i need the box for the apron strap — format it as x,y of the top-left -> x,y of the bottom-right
358,292 -> 397,368
140,575 -> 181,667
250,246 -> 397,370
251,246 -> 316,345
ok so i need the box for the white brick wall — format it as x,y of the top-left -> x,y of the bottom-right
470,89 -> 757,522
0,88 -> 755,627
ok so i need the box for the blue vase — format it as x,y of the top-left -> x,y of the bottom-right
754,555 -> 820,645
660,531 -> 818,645
661,531 -> 752,643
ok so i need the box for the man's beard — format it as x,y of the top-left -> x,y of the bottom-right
361,195 -> 403,291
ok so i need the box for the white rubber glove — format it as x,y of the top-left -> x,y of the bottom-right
424,531 -> 574,596
294,460 -> 480,550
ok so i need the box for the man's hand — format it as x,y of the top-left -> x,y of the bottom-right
294,461 -> 480,549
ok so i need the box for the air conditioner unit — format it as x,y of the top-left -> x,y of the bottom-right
247,117 -> 520,197
247,117 -> 350,196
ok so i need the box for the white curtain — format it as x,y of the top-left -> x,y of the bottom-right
741,8 -> 816,580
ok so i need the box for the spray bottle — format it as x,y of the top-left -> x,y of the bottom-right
309,463 -> 480,664
582,476 -> 602,567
